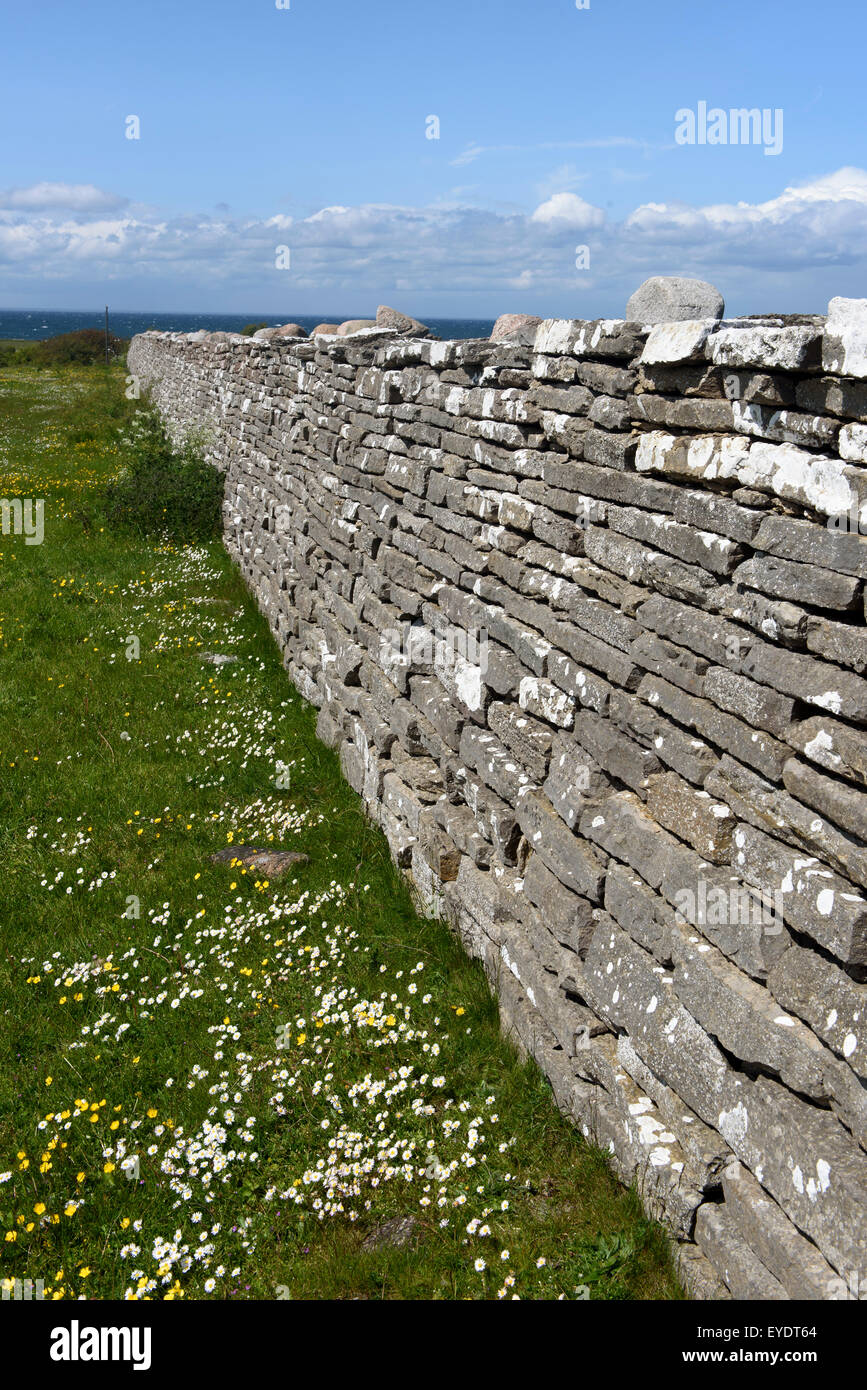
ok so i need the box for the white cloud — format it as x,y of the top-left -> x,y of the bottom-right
1,182 -> 128,213
531,192 -> 606,228
626,168 -> 867,234
1,170 -> 866,314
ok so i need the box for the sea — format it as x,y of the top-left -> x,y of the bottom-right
0,309 -> 495,343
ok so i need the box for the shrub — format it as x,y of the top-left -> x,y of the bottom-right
0,341 -> 39,367
240,322 -> 268,336
102,407 -> 224,540
35,329 -> 128,367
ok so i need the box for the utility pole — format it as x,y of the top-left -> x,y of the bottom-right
105,305 -> 110,365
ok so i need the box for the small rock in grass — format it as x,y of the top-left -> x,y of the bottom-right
361,1216 -> 417,1251
210,847 -> 309,877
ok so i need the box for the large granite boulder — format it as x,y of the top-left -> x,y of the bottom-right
376,305 -> 430,335
338,319 -> 378,335
490,313 -> 543,345
312,323 -> 341,336
627,276 -> 725,324
253,325 -> 307,341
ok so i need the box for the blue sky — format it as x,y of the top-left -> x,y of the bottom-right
1,0 -> 865,317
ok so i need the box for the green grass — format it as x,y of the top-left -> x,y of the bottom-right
0,364 -> 682,1302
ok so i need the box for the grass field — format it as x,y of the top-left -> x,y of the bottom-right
0,363 -> 682,1301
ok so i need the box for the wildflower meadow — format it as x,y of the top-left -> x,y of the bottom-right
0,363 -> 680,1302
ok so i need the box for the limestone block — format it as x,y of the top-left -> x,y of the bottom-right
517,787 -> 606,901
823,297 -> 867,379
709,325 -> 821,371
732,822 -> 867,967
640,318 -> 716,364
768,943 -> 867,1082
644,772 -> 735,864
722,1162 -> 852,1300
694,1203 -> 789,1300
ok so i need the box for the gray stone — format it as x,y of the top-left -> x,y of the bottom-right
517,787 -> 606,901
571,1033 -> 708,1235
583,916 -> 731,1123
732,822 -> 867,968
788,716 -> 867,788
782,757 -> 867,845
639,672 -> 790,783
707,754 -> 867,891
694,1206 -> 789,1301
709,325 -> 821,372
210,846 -> 309,876
616,1034 -> 732,1176
732,554 -> 860,610
361,1215 -> 418,1251
542,732 -> 608,830
768,944 -> 867,1082
608,689 -> 719,786
703,667 -> 795,740
534,318 -> 644,359
722,1162 -> 851,1300
487,700 -> 553,782
639,319 -> 716,364
626,277 -> 725,325
632,393 -> 735,433
694,1203 -> 789,1300
752,513 -> 867,580
676,1242 -> 732,1301
823,297 -> 867,379
716,1074 -> 867,1284
604,861 -> 674,962
518,675 -> 575,729
644,772 -> 735,864
459,723 -> 535,805
577,707 -> 664,791
796,374 -> 867,421
580,790 -> 680,892
522,854 -> 596,955
670,927 -> 830,1101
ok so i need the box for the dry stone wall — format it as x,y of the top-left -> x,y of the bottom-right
129,297 -> 867,1301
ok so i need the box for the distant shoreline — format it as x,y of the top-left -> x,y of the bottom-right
0,309 -> 497,343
